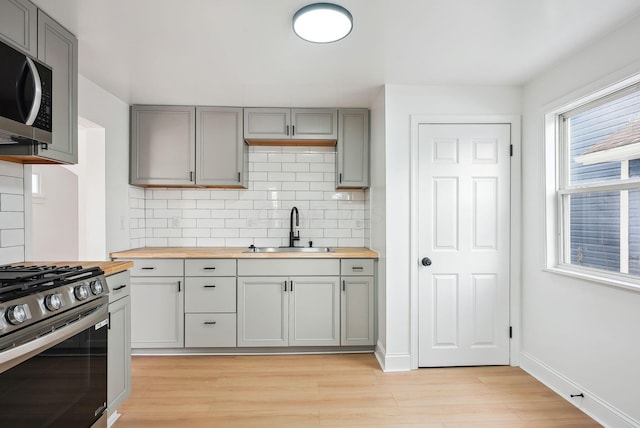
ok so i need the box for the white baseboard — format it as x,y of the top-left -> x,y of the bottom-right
374,340 -> 412,372
520,352 -> 639,428
107,411 -> 121,428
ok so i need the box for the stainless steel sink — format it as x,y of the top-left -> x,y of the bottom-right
244,246 -> 334,253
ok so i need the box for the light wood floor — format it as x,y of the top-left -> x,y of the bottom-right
116,354 -> 600,427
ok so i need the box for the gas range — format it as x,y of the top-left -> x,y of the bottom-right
0,264 -> 108,339
0,264 -> 110,428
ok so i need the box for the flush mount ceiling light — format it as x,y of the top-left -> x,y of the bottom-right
292,3 -> 353,43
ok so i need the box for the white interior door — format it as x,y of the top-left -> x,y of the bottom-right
418,123 -> 511,367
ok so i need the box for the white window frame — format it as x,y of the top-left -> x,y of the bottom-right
545,74 -> 640,292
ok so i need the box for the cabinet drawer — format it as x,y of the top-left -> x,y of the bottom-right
341,259 -> 374,276
185,313 -> 236,347
185,277 -> 236,313
185,259 -> 236,276
237,259 -> 339,276
129,259 -> 184,277
106,270 -> 130,303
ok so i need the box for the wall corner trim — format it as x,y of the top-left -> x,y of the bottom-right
375,340 -> 412,372
520,352 -> 639,428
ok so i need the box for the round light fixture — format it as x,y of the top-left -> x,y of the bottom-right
292,3 -> 353,43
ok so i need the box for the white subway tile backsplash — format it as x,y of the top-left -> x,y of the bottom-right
1,194 -> 24,211
0,212 -> 24,229
129,148 -> 369,248
1,229 -> 24,247
0,176 -> 23,194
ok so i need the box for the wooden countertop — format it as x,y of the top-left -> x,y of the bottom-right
110,247 -> 378,259
17,261 -> 134,276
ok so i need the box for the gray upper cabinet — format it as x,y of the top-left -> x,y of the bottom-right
196,107 -> 247,187
244,108 -> 337,141
130,105 -> 196,186
131,105 -> 247,188
37,10 -> 78,164
337,109 -> 369,189
0,0 -> 37,56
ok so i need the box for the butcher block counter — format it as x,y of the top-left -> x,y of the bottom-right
17,261 -> 134,276
109,247 -> 378,259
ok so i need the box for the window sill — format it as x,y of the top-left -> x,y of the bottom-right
544,266 -> 640,294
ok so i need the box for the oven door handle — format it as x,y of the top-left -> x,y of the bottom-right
0,305 -> 108,374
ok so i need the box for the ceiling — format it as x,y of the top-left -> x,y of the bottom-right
32,0 -> 640,107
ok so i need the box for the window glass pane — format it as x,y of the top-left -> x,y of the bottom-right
629,189 -> 640,275
569,192 -> 620,272
569,90 -> 640,185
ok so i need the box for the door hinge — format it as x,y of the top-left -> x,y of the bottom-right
509,326 -> 513,339
510,144 -> 513,157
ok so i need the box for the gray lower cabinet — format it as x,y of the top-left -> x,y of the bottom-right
341,259 -> 375,346
106,270 -> 131,418
130,105 -> 196,186
237,275 -> 340,347
130,105 -> 247,187
244,108 -> 337,141
337,109 -> 369,189
129,259 -> 185,348
0,0 -> 37,56
184,259 -> 237,347
237,259 -> 341,347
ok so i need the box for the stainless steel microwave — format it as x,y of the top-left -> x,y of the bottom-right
0,39 -> 53,146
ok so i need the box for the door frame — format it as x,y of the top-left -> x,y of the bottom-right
409,115 -> 522,369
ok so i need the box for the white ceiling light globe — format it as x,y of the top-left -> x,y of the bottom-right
293,3 -> 353,43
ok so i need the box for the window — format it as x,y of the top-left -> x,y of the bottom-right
555,82 -> 640,282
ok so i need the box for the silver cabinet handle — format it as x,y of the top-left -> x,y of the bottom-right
339,173 -> 343,183
283,281 -> 287,292
342,280 -> 346,292
203,267 -> 216,270
292,125 -> 295,136
24,57 -> 42,126
141,267 -> 155,270
178,281 -> 181,292
286,125 -> 290,136
113,285 -> 127,291
352,266 -> 364,271
204,321 -> 217,325
203,285 -> 216,288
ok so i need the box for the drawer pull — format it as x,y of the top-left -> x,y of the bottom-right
204,321 -> 217,325
178,281 -> 182,292
204,285 -> 217,288
203,267 -> 216,270
141,267 -> 156,270
342,280 -> 346,292
113,285 -> 127,291
352,266 -> 364,271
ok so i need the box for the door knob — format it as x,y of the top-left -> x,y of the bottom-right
421,257 -> 432,266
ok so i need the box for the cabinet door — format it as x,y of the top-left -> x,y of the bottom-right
244,108 -> 290,140
38,10 -> 78,164
0,0 -> 37,56
289,276 -> 340,346
130,277 -> 184,348
237,276 -> 288,347
341,276 -> 374,346
107,295 -> 131,416
337,109 -> 369,189
196,107 -> 246,187
130,105 -> 195,186
291,108 -> 337,140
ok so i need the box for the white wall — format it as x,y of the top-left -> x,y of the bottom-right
0,161 -> 25,264
78,75 -> 131,255
521,14 -> 640,427
378,85 -> 522,370
31,166 -> 79,260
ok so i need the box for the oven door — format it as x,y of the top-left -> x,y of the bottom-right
0,300 -> 108,428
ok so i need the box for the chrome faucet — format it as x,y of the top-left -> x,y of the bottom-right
289,206 -> 300,247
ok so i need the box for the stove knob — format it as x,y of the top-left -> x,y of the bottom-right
6,304 -> 31,325
45,293 -> 64,311
90,279 -> 104,295
74,284 -> 90,301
